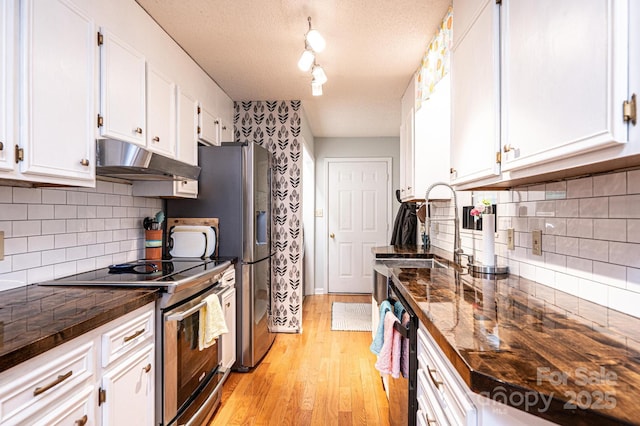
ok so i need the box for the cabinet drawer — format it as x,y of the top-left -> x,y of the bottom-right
417,368 -> 450,426
32,385 -> 94,426
417,327 -> 476,426
101,309 -> 154,367
0,342 -> 94,424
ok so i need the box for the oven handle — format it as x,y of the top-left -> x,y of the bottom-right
166,300 -> 207,322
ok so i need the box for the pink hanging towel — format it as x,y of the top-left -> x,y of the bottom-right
374,311 -> 399,376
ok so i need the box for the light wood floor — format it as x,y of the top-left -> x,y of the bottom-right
210,294 -> 390,426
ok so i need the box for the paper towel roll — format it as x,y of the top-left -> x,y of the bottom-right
482,213 -> 495,266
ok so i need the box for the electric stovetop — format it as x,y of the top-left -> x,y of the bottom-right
38,258 -> 232,293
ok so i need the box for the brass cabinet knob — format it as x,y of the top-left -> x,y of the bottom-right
152,136 -> 160,142
135,127 -> 143,134
503,144 -> 516,153
330,233 -> 335,239
143,363 -> 152,373
80,158 -> 89,166
450,167 -> 456,174
0,141 -> 3,151
74,415 -> 88,426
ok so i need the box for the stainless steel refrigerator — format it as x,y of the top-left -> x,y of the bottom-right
166,142 -> 275,371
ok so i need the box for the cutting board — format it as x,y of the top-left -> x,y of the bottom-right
167,218 -> 219,258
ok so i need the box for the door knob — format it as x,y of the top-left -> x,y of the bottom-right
330,233 -> 335,239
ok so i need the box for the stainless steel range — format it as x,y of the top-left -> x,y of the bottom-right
40,258 -> 233,426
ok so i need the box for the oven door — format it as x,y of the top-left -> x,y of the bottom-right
163,285 -> 226,425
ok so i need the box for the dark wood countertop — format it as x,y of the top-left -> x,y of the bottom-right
0,284 -> 159,373
374,246 -> 640,425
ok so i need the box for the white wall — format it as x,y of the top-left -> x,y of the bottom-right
313,136 -> 400,293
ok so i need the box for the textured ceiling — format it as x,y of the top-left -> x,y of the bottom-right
136,0 -> 451,138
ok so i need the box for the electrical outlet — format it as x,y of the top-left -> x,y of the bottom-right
532,230 -> 542,256
507,228 -> 515,250
0,231 -> 4,260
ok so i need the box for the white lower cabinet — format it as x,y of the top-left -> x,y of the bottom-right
100,344 -> 155,426
0,302 -> 155,426
221,286 -> 236,371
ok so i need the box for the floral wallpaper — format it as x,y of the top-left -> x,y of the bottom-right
235,100 -> 303,333
416,6 -> 453,110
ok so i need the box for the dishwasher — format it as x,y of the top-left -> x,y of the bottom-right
373,259 -> 418,426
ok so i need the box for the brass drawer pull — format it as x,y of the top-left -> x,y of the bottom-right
225,302 -> 231,308
0,141 -> 3,151
123,328 -> 145,343
135,127 -> 143,134
427,366 -> 443,390
80,158 -> 90,166
33,370 -> 73,396
152,136 -> 160,142
75,414 -> 88,426
143,363 -> 151,373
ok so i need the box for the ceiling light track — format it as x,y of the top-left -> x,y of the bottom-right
298,16 -> 327,96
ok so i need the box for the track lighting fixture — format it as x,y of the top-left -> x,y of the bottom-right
298,16 -> 327,96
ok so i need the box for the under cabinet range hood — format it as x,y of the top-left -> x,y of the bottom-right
95,139 -> 201,181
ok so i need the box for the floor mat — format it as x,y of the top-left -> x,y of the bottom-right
331,302 -> 372,332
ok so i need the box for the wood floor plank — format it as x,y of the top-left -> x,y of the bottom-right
210,294 -> 390,425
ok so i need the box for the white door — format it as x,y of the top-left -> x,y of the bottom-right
328,159 -> 390,294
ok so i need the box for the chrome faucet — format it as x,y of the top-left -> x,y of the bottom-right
424,182 -> 468,266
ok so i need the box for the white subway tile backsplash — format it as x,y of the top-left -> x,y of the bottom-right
54,261 -> 77,279
579,239 -> 609,261
610,195 -> 640,219
5,237 -> 27,255
594,172 -> 626,197
28,204 -> 54,220
608,287 -> 640,317
120,195 -> 134,206
87,218 -> 105,232
67,191 -> 88,205
96,180 -> 113,194
55,233 -> 77,249
627,170 -> 640,194
77,258 -> 96,273
77,232 -> 97,245
629,219 -> 640,243
105,219 -> 121,230
556,236 -> 580,257
0,258 -> 11,274
535,201 -> 555,217
0,204 -> 27,220
593,261 -> 627,289
556,199 -> 579,218
96,230 -> 113,243
567,256 -> 593,279
96,206 -> 113,218
544,218 -> 566,236
578,278 -> 608,305
78,206 -> 97,219
609,241 -> 640,268
13,221 -> 41,237
42,248 -> 66,265
0,187 -> 12,202
105,194 -> 120,206
113,207 -> 127,217
0,221 -> 10,236
113,183 -> 131,195
528,184 -> 546,201
555,272 -> 579,295
66,219 -> 87,233
593,219 -> 626,242
566,218 -> 593,238
628,268 -> 640,291
87,193 -> 105,206
544,252 -> 566,271
104,241 -> 120,254
42,189 -> 66,204
13,252 -> 41,271
54,205 -> 77,219
66,246 -> 87,261
96,255 -> 114,268
42,219 -> 66,235
134,197 -> 148,207
27,265 -> 54,284
28,235 -> 54,252
545,181 -> 567,200
87,244 -> 105,258
13,187 -> 41,204
579,197 -> 608,218
567,177 -> 593,199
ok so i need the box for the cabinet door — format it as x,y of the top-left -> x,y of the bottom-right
450,0 -> 500,186
0,1 -> 15,173
20,0 -> 95,183
220,119 -> 233,143
198,104 -> 220,146
177,88 -> 198,165
146,65 -> 175,157
221,287 -> 236,371
501,0 -> 628,172
101,344 -> 155,426
99,28 -> 146,146
400,108 -> 415,201
173,179 -> 198,198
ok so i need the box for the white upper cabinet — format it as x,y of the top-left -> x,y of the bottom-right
0,1 -> 15,173
450,0 -> 500,186
500,0 -> 629,173
19,0 -> 96,185
99,28 -> 146,146
198,103 -> 221,146
399,77 -> 415,201
146,64 -> 176,157
177,88 -> 198,166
